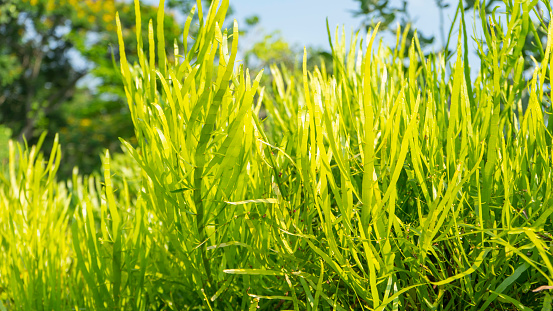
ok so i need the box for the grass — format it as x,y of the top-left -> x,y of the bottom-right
0,0 -> 552,309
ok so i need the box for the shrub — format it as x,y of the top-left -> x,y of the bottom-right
1,0 -> 552,309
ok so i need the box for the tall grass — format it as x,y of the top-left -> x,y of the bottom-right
1,0 -> 552,309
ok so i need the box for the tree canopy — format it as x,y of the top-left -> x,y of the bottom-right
0,0 -> 186,176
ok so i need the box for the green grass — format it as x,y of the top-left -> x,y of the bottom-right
1,0 -> 553,309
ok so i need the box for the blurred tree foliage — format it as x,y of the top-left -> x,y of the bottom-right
352,0 -> 435,52
243,31 -> 331,73
0,0 -> 190,177
244,32 -> 296,70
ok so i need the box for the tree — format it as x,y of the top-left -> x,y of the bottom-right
352,0 -> 435,50
0,0 -> 188,176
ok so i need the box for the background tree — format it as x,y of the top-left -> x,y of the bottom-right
0,0 -> 189,176
352,0 -> 435,51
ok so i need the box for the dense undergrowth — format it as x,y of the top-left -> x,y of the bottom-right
1,0 -> 553,309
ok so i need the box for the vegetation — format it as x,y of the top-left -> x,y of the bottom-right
1,0 -> 553,310
0,0 -> 190,176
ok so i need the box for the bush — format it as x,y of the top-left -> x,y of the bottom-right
1,0 -> 552,309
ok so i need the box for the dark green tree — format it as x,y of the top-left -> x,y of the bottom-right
0,0 -> 188,176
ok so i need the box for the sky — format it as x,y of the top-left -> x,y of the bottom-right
229,0 -> 362,50
230,0 -> 465,50
228,0 -> 484,77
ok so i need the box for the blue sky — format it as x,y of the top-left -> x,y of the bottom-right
228,0 -> 484,77
229,0 -> 362,50
230,0 -> 464,50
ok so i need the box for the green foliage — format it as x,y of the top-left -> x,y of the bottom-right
1,0 -> 553,310
352,0 -> 435,49
244,31 -> 297,70
0,0 -> 188,178
0,134 -> 74,309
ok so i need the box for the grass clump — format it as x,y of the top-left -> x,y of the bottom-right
1,0 -> 553,309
